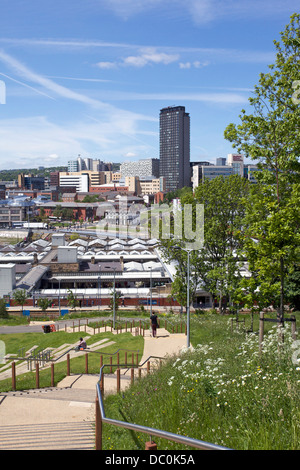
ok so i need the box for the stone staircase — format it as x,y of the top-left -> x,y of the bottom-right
0,421 -> 95,450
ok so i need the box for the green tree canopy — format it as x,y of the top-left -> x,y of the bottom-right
224,14 -> 300,320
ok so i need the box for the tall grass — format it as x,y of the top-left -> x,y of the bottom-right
102,315 -> 300,450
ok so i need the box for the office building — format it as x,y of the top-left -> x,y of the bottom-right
18,174 -> 45,191
120,158 -> 160,179
192,165 -> 234,190
159,106 -> 190,192
139,176 -> 166,195
59,174 -> 89,193
216,157 -> 226,166
68,157 -> 110,173
227,154 -> 244,177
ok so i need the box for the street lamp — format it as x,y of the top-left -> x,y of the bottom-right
113,267 -> 116,330
97,276 -> 100,311
58,279 -> 61,316
98,264 -> 101,311
53,278 -> 61,316
174,246 -> 192,349
150,267 -> 153,317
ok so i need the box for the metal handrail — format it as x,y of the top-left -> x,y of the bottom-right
10,347 -> 140,366
95,359 -> 231,451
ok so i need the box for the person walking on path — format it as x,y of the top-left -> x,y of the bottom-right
150,312 -> 158,338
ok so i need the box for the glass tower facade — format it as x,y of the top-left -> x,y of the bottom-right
159,106 -> 190,192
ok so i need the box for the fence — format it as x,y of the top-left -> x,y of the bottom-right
259,312 -> 297,353
9,346 -> 141,391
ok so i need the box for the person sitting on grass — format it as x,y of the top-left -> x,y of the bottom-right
75,337 -> 87,351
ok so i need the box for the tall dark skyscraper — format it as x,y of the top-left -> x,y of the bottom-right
159,106 -> 190,192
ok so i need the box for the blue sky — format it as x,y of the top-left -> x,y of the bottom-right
0,0 -> 298,171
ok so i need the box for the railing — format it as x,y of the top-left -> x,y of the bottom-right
95,359 -> 231,451
9,346 -> 141,390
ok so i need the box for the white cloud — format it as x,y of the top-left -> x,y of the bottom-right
123,48 -> 179,67
179,60 -> 209,69
179,62 -> 191,69
96,61 -> 117,69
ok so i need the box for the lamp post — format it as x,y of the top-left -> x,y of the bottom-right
150,267 -> 153,317
174,246 -> 192,349
98,264 -> 101,311
53,278 -> 61,316
58,279 -> 61,316
97,276 -> 100,311
113,267 -> 116,330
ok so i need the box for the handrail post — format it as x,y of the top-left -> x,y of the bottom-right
85,353 -> 88,374
36,362 -> 39,389
117,368 -> 120,393
67,353 -> 70,376
100,371 -> 104,394
12,361 -> 16,391
131,367 -> 134,384
147,361 -> 150,374
259,311 -> 264,354
51,362 -> 55,387
145,440 -> 157,450
95,395 -> 102,450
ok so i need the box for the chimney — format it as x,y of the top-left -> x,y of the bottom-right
91,256 -> 95,264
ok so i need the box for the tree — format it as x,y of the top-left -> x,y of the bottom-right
38,298 -> 51,314
224,14 -> 300,322
67,289 -> 79,310
160,175 -> 249,313
109,289 -> 122,318
12,289 -> 29,315
193,175 -> 248,313
53,204 -> 63,219
0,299 -> 8,319
285,265 -> 300,310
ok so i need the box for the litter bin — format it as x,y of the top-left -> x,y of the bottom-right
43,325 -> 51,333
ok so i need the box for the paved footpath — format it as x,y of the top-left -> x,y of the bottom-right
0,327 -> 187,449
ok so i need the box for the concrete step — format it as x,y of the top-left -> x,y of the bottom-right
0,421 -> 95,450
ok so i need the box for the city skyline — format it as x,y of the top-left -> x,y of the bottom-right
0,1 -> 298,171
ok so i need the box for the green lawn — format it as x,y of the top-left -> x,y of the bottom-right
0,330 -> 144,392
